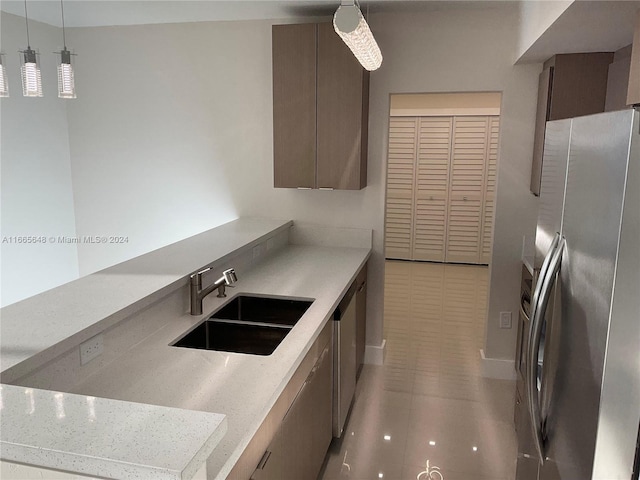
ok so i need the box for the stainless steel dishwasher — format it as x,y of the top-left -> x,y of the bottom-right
332,281 -> 357,438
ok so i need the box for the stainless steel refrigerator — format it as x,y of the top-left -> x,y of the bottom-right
515,108 -> 640,480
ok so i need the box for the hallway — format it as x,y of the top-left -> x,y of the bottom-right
320,261 -> 517,479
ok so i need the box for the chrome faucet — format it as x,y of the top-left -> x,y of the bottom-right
190,267 -> 238,315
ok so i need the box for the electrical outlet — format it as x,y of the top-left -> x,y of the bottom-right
499,311 -> 512,329
253,243 -> 266,260
266,237 -> 276,251
80,334 -> 104,365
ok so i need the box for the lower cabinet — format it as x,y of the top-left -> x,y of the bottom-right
251,340 -> 333,480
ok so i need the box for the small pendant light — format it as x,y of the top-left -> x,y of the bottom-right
0,54 -> 9,97
56,0 -> 76,99
20,0 -> 43,97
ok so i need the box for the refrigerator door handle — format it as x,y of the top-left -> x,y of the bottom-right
524,233 -> 558,464
527,233 -> 565,465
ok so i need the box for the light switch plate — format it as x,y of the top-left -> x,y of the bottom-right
499,311 -> 512,329
80,334 -> 104,365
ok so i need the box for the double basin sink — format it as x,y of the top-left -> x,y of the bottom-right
172,295 -> 313,356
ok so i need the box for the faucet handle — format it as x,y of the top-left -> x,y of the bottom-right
190,266 -> 212,285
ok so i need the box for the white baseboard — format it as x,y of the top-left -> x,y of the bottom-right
480,349 -> 517,380
364,340 -> 386,365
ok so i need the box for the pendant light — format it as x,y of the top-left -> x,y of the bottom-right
20,0 -> 43,97
0,54 -> 9,97
56,0 -> 76,99
333,0 -> 382,71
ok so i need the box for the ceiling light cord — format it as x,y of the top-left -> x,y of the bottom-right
23,0 -> 30,48
60,0 -> 66,48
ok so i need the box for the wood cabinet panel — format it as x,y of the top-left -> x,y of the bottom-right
273,22 -> 369,190
272,24 -> 317,189
530,67 -> 553,196
530,52 -> 614,196
605,45 -> 633,112
547,53 -> 613,121
317,22 -> 367,190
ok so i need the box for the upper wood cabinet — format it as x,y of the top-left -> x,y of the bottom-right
628,10 -> 640,106
272,23 -> 369,190
530,53 -> 614,196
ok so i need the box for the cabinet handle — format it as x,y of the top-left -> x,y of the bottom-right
319,187 -> 334,191
256,450 -> 272,470
297,187 -> 312,190
357,281 -> 366,293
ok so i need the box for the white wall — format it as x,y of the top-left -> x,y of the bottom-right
65,22 -> 244,275
516,0 -> 574,62
0,13 -> 79,306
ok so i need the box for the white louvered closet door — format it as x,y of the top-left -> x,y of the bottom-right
413,117 -> 452,262
480,117 -> 499,264
445,117 -> 488,264
385,117 -> 418,260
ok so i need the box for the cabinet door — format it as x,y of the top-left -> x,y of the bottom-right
385,117 -> 418,259
413,117 -> 452,262
252,343 -> 332,480
250,427 -> 284,480
445,117 -> 487,264
530,66 -> 553,196
316,22 -> 367,190
281,343 -> 332,479
272,24 -> 317,188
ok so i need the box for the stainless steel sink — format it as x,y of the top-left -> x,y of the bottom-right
210,295 -> 313,326
171,295 -> 314,355
172,320 -> 291,356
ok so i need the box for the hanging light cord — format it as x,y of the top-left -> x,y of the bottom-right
23,0 -> 30,48
60,0 -> 66,48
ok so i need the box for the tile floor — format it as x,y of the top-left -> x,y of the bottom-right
320,261 -> 517,480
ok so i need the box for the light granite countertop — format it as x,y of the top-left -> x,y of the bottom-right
0,384 -> 227,480
0,218 -> 371,480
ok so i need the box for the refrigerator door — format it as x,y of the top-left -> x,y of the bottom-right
517,118 -> 572,480
539,110 -> 634,480
591,110 -> 640,480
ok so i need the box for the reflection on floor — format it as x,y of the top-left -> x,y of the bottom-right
320,261 -> 517,480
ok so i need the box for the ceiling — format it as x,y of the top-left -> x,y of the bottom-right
2,0 -> 638,62
0,0 -> 510,28
518,0 -> 640,63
